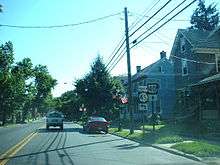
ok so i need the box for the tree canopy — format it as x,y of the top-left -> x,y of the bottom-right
190,0 -> 219,31
74,56 -> 125,120
0,41 -> 57,125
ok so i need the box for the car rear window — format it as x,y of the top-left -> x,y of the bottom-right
48,113 -> 62,118
89,117 -> 106,122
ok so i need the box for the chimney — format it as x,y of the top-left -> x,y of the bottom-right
160,51 -> 166,59
136,66 -> 141,73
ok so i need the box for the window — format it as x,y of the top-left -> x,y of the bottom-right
182,59 -> 188,76
180,37 -> 186,53
159,66 -> 164,73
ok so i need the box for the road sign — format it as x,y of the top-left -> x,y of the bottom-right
138,92 -> 149,103
148,95 -> 157,101
139,103 -> 148,111
147,83 -> 159,94
138,86 -> 148,92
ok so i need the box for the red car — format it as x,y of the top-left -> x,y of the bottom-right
83,117 -> 110,133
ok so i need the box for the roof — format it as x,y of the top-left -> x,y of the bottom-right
192,73 -> 220,86
170,28 -> 220,56
179,28 -> 220,49
132,57 -> 172,81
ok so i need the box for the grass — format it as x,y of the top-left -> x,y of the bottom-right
109,127 -> 184,144
109,128 -> 143,141
171,141 -> 220,157
140,124 -> 165,131
155,135 -> 184,144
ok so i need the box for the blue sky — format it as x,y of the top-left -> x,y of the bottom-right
0,0 -> 219,96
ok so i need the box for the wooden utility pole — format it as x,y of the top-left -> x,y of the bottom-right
124,7 -> 134,134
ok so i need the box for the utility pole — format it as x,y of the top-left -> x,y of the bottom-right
124,7 -> 134,134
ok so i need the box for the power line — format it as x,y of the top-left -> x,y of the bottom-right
105,40 -> 126,69
105,0 -> 161,69
0,12 -> 121,29
130,12 -> 190,22
108,51 -> 126,72
106,37 -> 125,62
107,46 -> 126,71
109,0 -> 197,72
128,0 -> 161,30
171,55 -> 216,65
107,0 -> 171,72
131,0 -> 197,49
132,0 -> 187,45
129,0 -> 172,38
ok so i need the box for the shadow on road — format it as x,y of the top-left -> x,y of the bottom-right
0,137 -> 124,161
114,143 -> 140,150
37,127 -> 81,133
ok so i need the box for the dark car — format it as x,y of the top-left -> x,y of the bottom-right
83,117 -> 110,133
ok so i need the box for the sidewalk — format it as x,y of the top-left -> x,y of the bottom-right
109,128 -> 220,165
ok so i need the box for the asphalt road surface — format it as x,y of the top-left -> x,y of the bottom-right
0,121 -> 205,165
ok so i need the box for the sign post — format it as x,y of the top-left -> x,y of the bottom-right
138,86 -> 148,135
146,83 -> 159,132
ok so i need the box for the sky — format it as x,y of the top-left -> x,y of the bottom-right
0,0 -> 219,97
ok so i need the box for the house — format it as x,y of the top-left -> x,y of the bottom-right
131,51 -> 175,120
191,73 -> 220,121
169,27 -> 220,120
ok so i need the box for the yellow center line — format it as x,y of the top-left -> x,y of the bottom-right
0,125 -> 44,165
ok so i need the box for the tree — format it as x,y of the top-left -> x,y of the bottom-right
0,41 -> 57,125
33,65 -> 57,117
75,56 -> 125,120
0,41 -> 15,125
190,0 -> 219,31
57,90 -> 81,121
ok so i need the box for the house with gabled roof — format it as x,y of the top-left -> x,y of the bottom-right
169,27 -> 220,121
131,51 -> 175,120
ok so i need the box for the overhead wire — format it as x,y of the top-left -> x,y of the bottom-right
130,12 -> 190,22
109,0 -> 197,72
0,12 -> 121,29
107,0 -> 171,72
106,41 -> 126,70
128,0 -> 161,30
131,0 -> 197,49
129,0 -> 172,38
106,0 -> 161,70
131,0 -> 187,45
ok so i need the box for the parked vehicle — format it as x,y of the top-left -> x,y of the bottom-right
46,111 -> 64,130
83,117 -> 110,133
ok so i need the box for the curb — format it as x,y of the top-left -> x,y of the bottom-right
110,131 -> 201,162
151,144 -> 201,162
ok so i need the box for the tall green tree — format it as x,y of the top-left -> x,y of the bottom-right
0,41 -> 57,125
11,58 -> 34,122
0,42 -> 15,125
57,90 -> 81,121
190,0 -> 219,31
75,56 -> 124,120
33,65 -> 57,116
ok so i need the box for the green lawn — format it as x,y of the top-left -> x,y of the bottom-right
109,127 -> 184,144
109,128 -> 143,141
171,141 -> 220,157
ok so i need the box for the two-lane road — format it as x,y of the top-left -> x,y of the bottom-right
0,122 -> 204,165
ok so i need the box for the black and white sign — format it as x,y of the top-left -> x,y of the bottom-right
147,83 -> 159,94
138,92 -> 149,103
